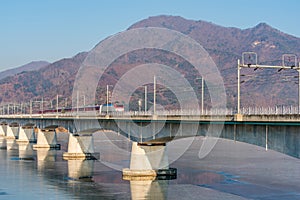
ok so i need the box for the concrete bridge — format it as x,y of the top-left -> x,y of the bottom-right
0,111 -> 299,179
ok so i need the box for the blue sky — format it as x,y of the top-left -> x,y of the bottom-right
1,0 -> 300,71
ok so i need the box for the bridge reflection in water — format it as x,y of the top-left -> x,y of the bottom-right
0,113 -> 299,198
0,126 -> 298,199
0,136 -> 173,199
0,114 -> 299,179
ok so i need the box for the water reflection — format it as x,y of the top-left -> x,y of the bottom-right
6,138 -> 17,150
18,143 -> 35,160
129,179 -> 169,200
0,128 -> 298,200
36,149 -> 57,172
67,159 -> 94,181
0,137 -> 6,149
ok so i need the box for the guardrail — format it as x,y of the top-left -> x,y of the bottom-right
0,106 -> 300,118
240,106 -> 300,115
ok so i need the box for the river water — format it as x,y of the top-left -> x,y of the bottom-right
0,132 -> 299,200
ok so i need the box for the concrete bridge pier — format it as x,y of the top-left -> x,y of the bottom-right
0,124 -> 5,137
6,122 -> 19,139
63,129 -> 100,160
123,142 -> 176,179
33,125 -> 60,149
0,123 -> 6,137
16,123 -> 36,143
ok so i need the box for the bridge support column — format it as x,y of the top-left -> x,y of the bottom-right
16,124 -> 36,143
123,142 -> 176,179
0,125 -> 5,137
33,126 -> 60,149
0,122 -> 7,137
6,123 -> 19,139
6,126 -> 15,139
63,133 -> 99,160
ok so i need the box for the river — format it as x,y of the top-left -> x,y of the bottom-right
0,131 -> 299,199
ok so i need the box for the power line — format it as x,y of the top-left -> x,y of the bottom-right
237,52 -> 300,114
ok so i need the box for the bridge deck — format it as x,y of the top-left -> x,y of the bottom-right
1,113 -> 300,124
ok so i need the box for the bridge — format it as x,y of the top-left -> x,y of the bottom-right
0,108 -> 299,179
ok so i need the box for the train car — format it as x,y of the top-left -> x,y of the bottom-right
99,103 -> 124,113
37,103 -> 122,114
99,103 -> 115,113
114,104 -> 124,112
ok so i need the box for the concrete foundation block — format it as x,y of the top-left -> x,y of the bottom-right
63,133 -> 99,160
33,128 -> 60,149
0,126 -> 5,137
123,142 -> 176,179
16,125 -> 36,143
5,126 -> 17,139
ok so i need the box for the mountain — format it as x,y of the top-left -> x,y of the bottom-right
0,52 -> 87,104
0,61 -> 49,80
1,15 -> 300,109
128,15 -> 300,108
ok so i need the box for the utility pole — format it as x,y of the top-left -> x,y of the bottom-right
65,97 -> 68,108
82,95 -> 85,111
106,85 -> 113,114
138,99 -> 142,112
41,97 -> 43,115
153,76 -> 156,114
201,77 -> 204,115
106,85 -> 109,114
77,91 -> 79,114
56,94 -> 59,115
298,65 -> 300,113
30,100 -> 32,116
237,59 -> 241,114
144,85 -> 147,111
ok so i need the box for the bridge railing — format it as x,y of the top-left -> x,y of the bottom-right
240,106 -> 299,115
50,106 -> 298,116
111,108 -> 234,116
0,106 -> 299,118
